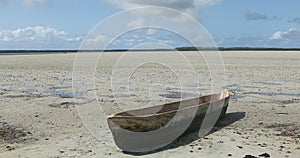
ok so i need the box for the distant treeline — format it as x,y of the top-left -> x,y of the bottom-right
1,47 -> 300,54
0,50 -> 78,55
175,47 -> 300,51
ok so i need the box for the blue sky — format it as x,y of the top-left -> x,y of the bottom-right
0,0 -> 299,49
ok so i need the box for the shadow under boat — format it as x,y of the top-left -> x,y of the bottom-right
123,112 -> 245,156
107,91 -> 244,154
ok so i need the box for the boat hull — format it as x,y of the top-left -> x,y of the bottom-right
107,91 -> 230,152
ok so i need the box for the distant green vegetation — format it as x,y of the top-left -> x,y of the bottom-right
176,47 -> 300,51
0,47 -> 300,54
0,50 -> 77,55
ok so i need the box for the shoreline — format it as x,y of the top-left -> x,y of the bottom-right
1,48 -> 300,55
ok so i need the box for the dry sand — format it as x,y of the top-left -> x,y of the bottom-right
0,51 -> 299,158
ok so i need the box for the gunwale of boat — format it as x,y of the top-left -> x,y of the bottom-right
108,90 -> 229,118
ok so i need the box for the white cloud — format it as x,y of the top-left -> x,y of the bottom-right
106,28 -> 191,49
0,26 -> 82,49
94,0 -> 225,50
194,0 -> 224,6
271,31 -> 283,40
107,0 -> 223,9
85,34 -> 108,44
271,28 -> 300,41
105,0 -> 224,20
126,18 -> 144,29
216,28 -> 300,48
269,28 -> 300,47
0,26 -> 81,42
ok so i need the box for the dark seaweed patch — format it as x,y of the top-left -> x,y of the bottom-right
0,122 -> 32,144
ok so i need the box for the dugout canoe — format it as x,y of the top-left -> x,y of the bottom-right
107,90 -> 230,152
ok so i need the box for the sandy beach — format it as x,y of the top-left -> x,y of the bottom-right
0,51 -> 299,158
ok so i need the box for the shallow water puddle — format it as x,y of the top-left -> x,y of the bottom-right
226,84 -> 262,89
159,91 -> 196,99
245,91 -> 300,97
0,86 -> 86,98
231,95 -> 246,99
257,82 -> 282,86
20,82 -> 37,86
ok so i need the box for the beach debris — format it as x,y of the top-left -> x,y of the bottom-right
189,143 -> 197,147
275,113 -> 289,115
278,130 -> 296,137
237,145 -> 243,149
258,143 -> 267,147
203,136 -> 209,140
6,145 -> 15,151
0,122 -> 32,144
259,152 -> 270,157
48,102 -> 77,108
244,155 -> 258,158
280,98 -> 300,105
266,123 -> 299,137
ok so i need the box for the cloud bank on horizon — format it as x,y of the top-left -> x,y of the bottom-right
0,0 -> 299,49
105,0 -> 224,20
0,26 -> 82,49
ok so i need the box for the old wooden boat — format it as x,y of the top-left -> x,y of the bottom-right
107,91 -> 230,152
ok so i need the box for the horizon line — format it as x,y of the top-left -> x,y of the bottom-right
0,47 -> 300,53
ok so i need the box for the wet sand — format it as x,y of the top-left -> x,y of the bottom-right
0,51 -> 299,158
